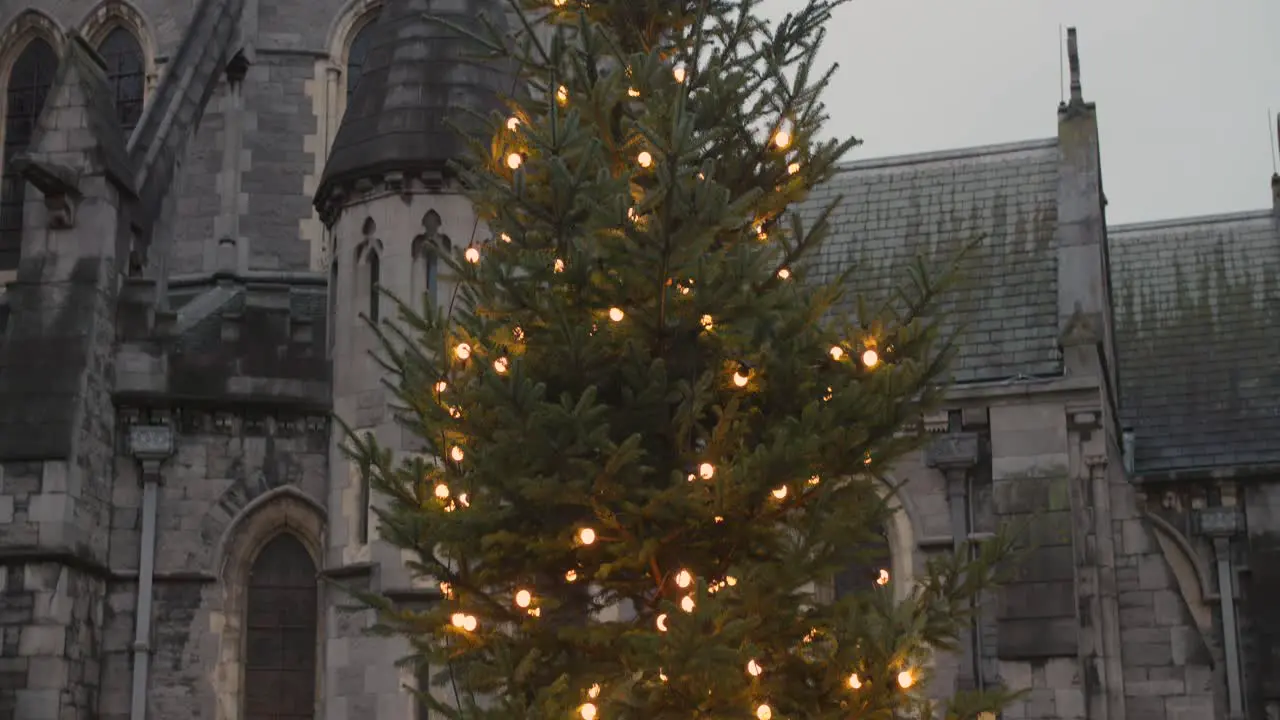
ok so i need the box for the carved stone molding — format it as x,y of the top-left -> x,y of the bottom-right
925,432 -> 980,470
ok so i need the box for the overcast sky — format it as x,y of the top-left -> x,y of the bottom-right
758,0 -> 1280,225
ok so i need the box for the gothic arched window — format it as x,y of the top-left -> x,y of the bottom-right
1,38 -> 57,271
345,19 -> 378,104
834,526 -> 892,599
243,533 -> 318,720
97,26 -> 145,133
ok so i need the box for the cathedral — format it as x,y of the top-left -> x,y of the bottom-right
0,0 -> 1277,717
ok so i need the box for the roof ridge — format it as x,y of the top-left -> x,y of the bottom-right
1109,209 -> 1276,234
833,137 -> 1058,172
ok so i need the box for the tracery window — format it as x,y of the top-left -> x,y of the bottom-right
345,18 -> 378,105
1,38 -> 57,271
834,526 -> 892,599
243,533 -> 318,720
96,26 -> 145,133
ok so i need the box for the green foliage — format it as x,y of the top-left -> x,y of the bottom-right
343,0 -> 1017,717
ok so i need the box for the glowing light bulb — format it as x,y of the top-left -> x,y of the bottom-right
698,462 -> 715,480
756,703 -> 773,720
627,207 -> 638,222
448,406 -> 461,419
515,589 -> 532,608
554,258 -> 565,273
434,379 -> 448,393
714,515 -> 724,523
450,446 -> 464,462
823,387 -> 833,401
772,128 -> 792,149
506,152 -> 523,169
747,659 -> 763,677
673,65 -> 686,83
439,581 -> 453,598
458,493 -> 469,507
877,569 -> 890,586
434,483 -> 450,499
493,356 -> 509,374
675,569 -> 693,588
462,615 -> 477,631
500,232 -> 512,243
808,475 -> 820,485
513,326 -> 524,341
627,87 -> 640,97
577,527 -> 596,545
579,703 -> 597,720
771,486 -> 788,500
777,267 -> 791,279
464,246 -> 481,263
788,161 -> 801,174
528,607 -> 541,617
732,367 -> 750,387
553,0 -> 565,5
455,343 -> 472,360
608,307 -> 624,322
655,613 -> 668,632
829,345 -> 844,361
700,314 -> 714,330
659,669 -> 668,682
637,151 -> 653,168
565,569 -> 578,582
680,595 -> 695,613
725,576 -> 737,586
588,684 -> 601,699
861,348 -> 880,368
847,673 -> 862,689
450,612 -> 466,628
897,669 -> 914,689
678,284 -> 690,295
506,116 -> 521,131
556,85 -> 569,104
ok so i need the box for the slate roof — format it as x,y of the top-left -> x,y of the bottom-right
1110,210 -> 1280,475
796,139 -> 1063,383
315,0 -> 516,210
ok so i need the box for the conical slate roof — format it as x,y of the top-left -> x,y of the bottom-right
315,0 -> 514,220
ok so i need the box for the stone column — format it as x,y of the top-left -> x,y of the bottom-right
926,429 -> 981,690
212,51 -> 250,275
126,424 -> 174,720
1197,502 -> 1244,719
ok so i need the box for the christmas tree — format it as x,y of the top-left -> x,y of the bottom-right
347,0 -> 1019,717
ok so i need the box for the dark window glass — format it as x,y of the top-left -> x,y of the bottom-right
833,527 -> 891,599
1,38 -> 57,271
97,27 -> 145,132
345,20 -> 378,101
327,259 -> 338,355
244,534 -> 317,720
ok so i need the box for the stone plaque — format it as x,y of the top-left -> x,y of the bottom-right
1195,506 -> 1240,537
129,424 -> 174,458
925,432 -> 980,469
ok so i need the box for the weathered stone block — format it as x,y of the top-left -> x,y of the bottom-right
13,688 -> 58,720
17,626 -> 66,656
1125,641 -> 1174,667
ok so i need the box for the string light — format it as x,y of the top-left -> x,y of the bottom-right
455,343 -> 472,360
656,613 -> 669,631
847,673 -> 862,689
680,596 -> 695,613
448,406 -> 461,419
506,116 -> 520,131
434,483 -> 450,499
777,267 -> 791,280
726,576 -> 737,586
829,345 -> 844,361
451,613 -> 478,632
515,589 -> 533,608
493,356 -> 509,374
506,152 -> 523,169
673,65 -> 687,83
756,704 -> 773,720
772,128 -> 792,150
554,258 -> 565,273
747,659 -> 763,677
877,569 -> 890,586
464,246 -> 481,263
771,486 -> 788,500
732,364 -> 750,387
698,462 -> 715,480
500,232 -> 512,243
637,151 -> 653,168
788,161 -> 801,174
513,326 -> 524,341
578,703 -> 597,720
439,581 -> 453,598
577,527 -> 597,546
434,379 -> 448,393
565,569 -> 578,582
897,670 -> 915,689
627,87 -> 640,97
808,475 -> 821,485
675,569 -> 693,588
556,85 -> 569,104
700,314 -> 714,330
861,348 -> 880,368
588,684 -> 601,699
457,493 -> 469,507
450,446 -> 465,462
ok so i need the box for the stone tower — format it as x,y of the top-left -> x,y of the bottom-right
313,0 -> 514,715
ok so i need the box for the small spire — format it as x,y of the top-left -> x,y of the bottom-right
1066,27 -> 1083,105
